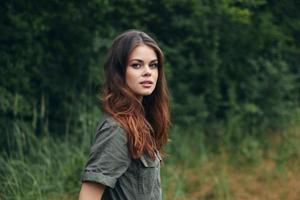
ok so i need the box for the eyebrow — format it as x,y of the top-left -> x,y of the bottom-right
128,59 -> 158,63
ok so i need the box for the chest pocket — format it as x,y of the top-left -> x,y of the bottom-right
138,154 -> 161,194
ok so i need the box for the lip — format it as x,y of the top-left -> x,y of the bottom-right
140,80 -> 153,88
140,80 -> 153,84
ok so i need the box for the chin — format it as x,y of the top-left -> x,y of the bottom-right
139,90 -> 154,96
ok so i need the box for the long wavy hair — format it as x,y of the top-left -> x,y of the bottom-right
101,30 -> 170,159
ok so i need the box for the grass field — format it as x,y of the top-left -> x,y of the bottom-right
0,122 -> 299,200
162,125 -> 300,200
163,156 -> 300,200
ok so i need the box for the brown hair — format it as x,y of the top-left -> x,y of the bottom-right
101,30 -> 170,159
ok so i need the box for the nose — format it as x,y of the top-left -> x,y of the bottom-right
142,65 -> 151,76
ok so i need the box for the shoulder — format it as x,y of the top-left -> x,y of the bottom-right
94,114 -> 127,142
97,113 -> 121,129
103,114 -> 120,127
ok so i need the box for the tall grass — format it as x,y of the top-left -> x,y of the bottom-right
1,111 -> 299,200
0,120 -> 92,200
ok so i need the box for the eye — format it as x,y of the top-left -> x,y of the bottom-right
131,63 -> 142,69
150,62 -> 158,69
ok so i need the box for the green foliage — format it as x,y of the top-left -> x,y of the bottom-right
0,0 -> 109,140
1,0 -> 299,145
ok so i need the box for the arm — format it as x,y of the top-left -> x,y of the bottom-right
79,182 -> 105,200
80,122 -> 130,199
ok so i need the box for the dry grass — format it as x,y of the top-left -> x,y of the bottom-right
164,125 -> 300,200
164,158 -> 300,200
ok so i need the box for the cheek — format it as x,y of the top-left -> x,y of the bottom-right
125,69 -> 137,86
154,69 -> 159,82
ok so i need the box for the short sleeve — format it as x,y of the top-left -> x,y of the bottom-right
81,120 -> 131,188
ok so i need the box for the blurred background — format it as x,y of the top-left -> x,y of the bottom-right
0,0 -> 299,199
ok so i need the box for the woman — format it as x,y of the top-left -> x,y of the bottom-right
79,30 -> 170,200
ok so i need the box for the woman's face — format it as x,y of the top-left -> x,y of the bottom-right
126,44 -> 159,98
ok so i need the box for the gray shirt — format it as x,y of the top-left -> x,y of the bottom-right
81,115 -> 162,200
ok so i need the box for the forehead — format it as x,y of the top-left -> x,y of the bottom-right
128,45 -> 157,61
